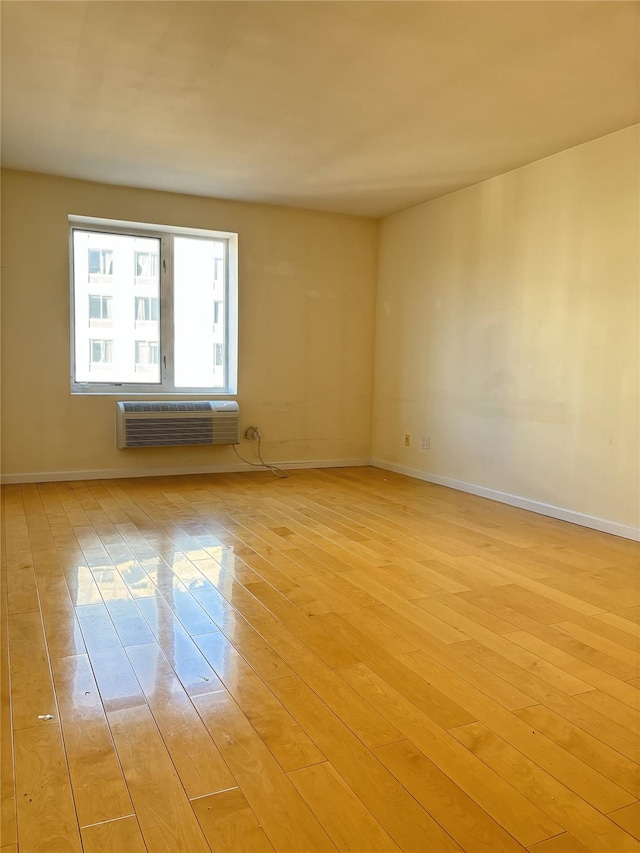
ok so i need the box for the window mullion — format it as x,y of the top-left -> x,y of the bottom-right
161,234 -> 175,392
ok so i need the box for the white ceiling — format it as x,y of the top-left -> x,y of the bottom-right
1,1 -> 638,218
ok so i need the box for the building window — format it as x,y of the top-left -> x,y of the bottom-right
135,251 -> 159,279
70,218 -> 238,394
135,341 -> 159,367
135,296 -> 159,322
88,249 -> 113,277
89,295 -> 112,320
90,339 -> 113,364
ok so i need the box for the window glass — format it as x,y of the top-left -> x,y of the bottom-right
71,220 -> 236,393
173,236 -> 226,389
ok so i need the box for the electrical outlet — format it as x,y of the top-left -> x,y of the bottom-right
404,433 -> 411,447
245,426 -> 259,440
421,436 -> 431,450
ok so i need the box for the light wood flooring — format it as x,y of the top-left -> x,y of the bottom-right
1,466 -> 639,853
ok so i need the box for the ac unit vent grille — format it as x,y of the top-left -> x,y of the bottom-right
124,417 -> 214,447
116,401 -> 239,448
121,401 -> 213,414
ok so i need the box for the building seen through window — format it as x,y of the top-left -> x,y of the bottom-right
71,223 -> 236,392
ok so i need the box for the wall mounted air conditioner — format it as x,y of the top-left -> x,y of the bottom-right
116,401 -> 239,448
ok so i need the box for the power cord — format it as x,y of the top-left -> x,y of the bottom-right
233,428 -> 290,479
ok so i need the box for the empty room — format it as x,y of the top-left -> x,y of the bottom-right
1,2 -> 638,852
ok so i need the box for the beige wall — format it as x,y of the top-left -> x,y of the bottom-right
1,171 -> 378,478
372,126 -> 639,528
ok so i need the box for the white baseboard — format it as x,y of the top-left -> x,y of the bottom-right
0,458 -> 371,485
371,459 -> 640,542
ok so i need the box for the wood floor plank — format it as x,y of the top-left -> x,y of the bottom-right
340,607 -> 418,656
138,562 -> 221,636
76,603 -> 147,712
556,617 -> 640,659
556,613 -> 640,648
594,611 -> 640,638
81,816 -> 147,853
505,630 -> 640,709
466,592 -> 640,680
337,661 -> 562,847
576,689 -> 639,733
312,612 -> 477,730
417,605 -> 595,696
0,658 -> 16,848
242,580 -> 359,669
134,595 -> 225,696
193,690 -> 336,852
0,541 -> 17,850
267,674 -> 463,852
451,721 -> 638,853
516,705 -> 640,799
253,617 -> 407,747
126,641 -> 236,799
8,609 -> 57,731
51,654 -> 133,827
14,722 -> 83,853
341,568 -> 468,644
191,788 -> 274,852
368,603 -> 537,711
107,704 -> 211,853
452,638 -> 640,762
528,831 -> 595,852
399,651 -> 635,813
608,802 -> 640,841
6,557 -> 39,615
213,609 -> 295,681
91,568 -> 157,647
35,574 -> 87,660
193,630 -> 326,771
374,738 -> 526,852
288,761 -> 402,852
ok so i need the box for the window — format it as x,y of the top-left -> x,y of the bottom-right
89,295 -> 112,320
88,249 -> 113,277
135,296 -> 159,322
135,341 -> 159,367
70,217 -> 238,393
90,339 -> 113,365
135,251 -> 158,279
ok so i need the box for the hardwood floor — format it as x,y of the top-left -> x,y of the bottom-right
1,466 -> 638,853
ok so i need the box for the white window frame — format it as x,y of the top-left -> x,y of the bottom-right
69,215 -> 238,395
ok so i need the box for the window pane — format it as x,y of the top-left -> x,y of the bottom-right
89,295 -> 101,319
90,339 -> 113,363
174,237 -> 225,388
88,295 -> 112,320
135,340 -> 160,368
74,230 -> 161,384
135,251 -> 158,279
